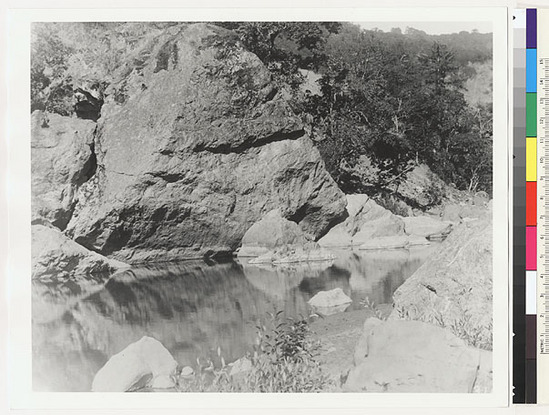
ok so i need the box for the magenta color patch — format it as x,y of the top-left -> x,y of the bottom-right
526,226 -> 537,270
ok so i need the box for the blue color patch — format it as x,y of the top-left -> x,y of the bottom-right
526,48 -> 537,93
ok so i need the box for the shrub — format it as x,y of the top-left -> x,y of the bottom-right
176,312 -> 333,392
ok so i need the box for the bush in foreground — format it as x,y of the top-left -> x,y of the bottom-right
176,312 -> 333,392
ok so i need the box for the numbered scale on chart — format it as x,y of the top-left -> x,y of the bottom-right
538,56 -> 549,354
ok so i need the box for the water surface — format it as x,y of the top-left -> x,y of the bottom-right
32,245 -> 435,391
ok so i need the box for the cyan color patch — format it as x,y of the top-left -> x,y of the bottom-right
526,48 -> 537,93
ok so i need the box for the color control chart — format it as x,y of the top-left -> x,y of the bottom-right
514,8 -> 549,405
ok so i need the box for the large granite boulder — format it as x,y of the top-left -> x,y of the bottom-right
32,224 -> 128,282
65,24 -> 346,263
318,195 -> 404,248
344,317 -> 489,393
390,216 -> 493,349
31,111 -> 97,230
92,336 -> 178,392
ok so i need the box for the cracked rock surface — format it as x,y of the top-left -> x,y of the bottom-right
31,111 -> 97,230
390,213 -> 493,350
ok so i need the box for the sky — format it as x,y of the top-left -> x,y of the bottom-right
357,21 -> 492,35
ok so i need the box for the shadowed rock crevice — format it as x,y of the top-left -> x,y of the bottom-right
74,88 -> 104,122
193,129 -> 306,154
31,111 -> 100,231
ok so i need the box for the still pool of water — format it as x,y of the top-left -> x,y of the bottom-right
32,245 -> 436,391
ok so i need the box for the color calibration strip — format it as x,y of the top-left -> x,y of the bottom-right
513,8 -> 528,403
525,8 -> 537,404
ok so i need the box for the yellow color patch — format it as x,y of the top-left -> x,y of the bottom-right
526,137 -> 537,181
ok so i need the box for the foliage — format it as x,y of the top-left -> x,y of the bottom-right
175,312 -> 332,393
31,24 -> 75,114
295,23 -> 493,197
214,22 -> 341,93
31,22 -> 179,116
360,296 -> 387,320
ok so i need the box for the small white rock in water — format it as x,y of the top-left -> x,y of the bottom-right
308,288 -> 352,316
180,366 -> 194,377
91,336 -> 178,392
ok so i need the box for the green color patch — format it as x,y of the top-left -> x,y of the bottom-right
526,92 -> 537,137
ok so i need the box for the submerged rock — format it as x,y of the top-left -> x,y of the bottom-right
65,23 -> 346,263
32,224 -> 128,282
31,111 -> 97,230
390,216 -> 492,349
344,318 -> 487,393
308,287 -> 352,316
92,336 -> 178,392
359,235 -> 409,250
248,242 -> 335,266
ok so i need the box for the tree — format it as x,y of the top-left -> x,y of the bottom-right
299,25 -> 492,197
215,22 -> 341,89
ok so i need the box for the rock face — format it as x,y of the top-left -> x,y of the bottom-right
65,24 -> 346,263
31,111 -> 97,230
344,318 -> 486,393
442,202 -> 490,222
390,216 -> 492,349
92,336 -> 178,392
402,216 -> 453,239
392,164 -> 447,209
318,195 -> 404,248
32,224 -> 128,282
238,209 -> 312,257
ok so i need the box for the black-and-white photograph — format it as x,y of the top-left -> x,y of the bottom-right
29,18 -> 496,394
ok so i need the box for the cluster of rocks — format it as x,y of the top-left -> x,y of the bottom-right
341,211 -> 493,393
317,194 -> 454,250
237,209 -> 335,266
